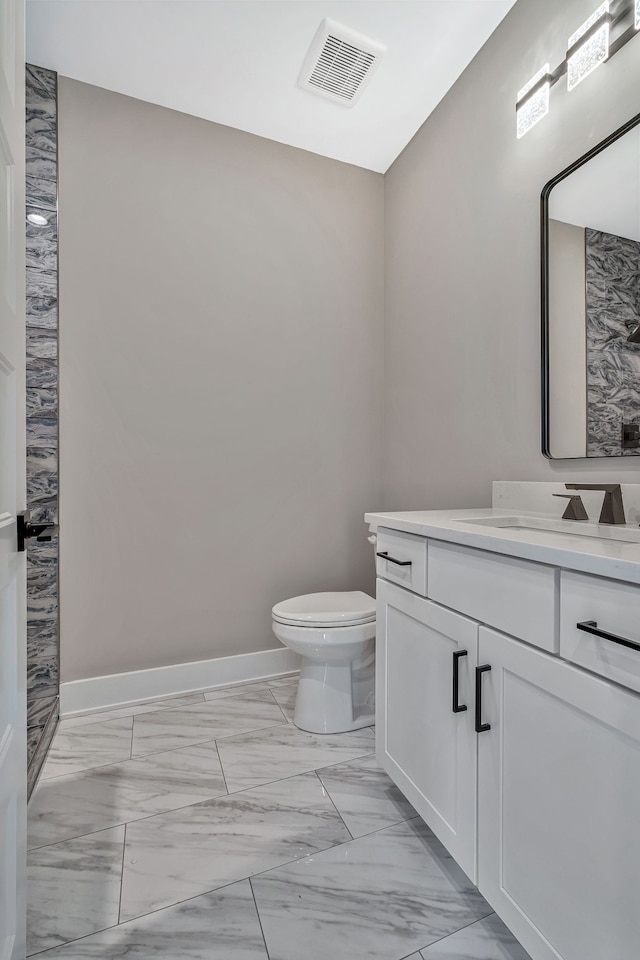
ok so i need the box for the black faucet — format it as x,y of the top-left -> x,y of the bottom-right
564,484 -> 626,525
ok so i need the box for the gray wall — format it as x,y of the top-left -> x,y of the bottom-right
58,78 -> 383,683
548,219 -> 586,459
383,0 -> 640,511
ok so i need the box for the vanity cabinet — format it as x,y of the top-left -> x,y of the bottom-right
477,626 -> 640,960
375,526 -> 428,595
374,533 -> 640,960
559,570 -> 640,694
376,579 -> 478,880
428,539 -> 559,652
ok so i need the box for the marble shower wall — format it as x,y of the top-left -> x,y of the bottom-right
586,227 -> 640,457
25,64 -> 59,789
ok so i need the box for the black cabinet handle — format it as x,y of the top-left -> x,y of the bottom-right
376,551 -> 412,567
452,650 -> 468,713
577,620 -> 640,654
475,665 -> 491,733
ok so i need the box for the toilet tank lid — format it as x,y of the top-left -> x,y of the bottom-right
272,591 -> 376,625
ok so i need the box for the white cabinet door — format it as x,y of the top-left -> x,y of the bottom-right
478,626 -> 640,960
376,579 -> 478,881
0,2 -> 26,958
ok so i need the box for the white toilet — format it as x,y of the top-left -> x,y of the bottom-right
272,591 -> 376,735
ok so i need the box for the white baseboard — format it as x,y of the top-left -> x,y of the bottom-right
60,646 -> 301,717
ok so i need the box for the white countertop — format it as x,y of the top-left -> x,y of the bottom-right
365,506 -> 640,584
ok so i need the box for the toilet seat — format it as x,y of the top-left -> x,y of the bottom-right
272,591 -> 375,628
272,613 -> 375,628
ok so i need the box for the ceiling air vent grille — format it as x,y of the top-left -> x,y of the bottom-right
299,19 -> 387,107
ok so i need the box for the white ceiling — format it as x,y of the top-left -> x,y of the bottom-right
26,0 -> 516,173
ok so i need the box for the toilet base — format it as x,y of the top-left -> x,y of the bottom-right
293,658 -> 374,735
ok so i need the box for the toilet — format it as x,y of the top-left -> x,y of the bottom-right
272,591 -> 376,735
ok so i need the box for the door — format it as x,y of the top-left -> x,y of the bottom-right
0,1 -> 26,958
478,626 -> 640,960
376,579 -> 478,880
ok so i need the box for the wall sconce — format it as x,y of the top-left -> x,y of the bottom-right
516,0 -> 637,138
516,65 -> 552,139
567,2 -> 611,91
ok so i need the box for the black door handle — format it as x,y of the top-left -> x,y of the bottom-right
475,665 -> 491,733
452,650 -> 468,713
577,620 -> 640,654
376,551 -> 412,567
17,511 -> 58,552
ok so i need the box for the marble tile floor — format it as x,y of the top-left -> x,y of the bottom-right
27,672 -> 530,960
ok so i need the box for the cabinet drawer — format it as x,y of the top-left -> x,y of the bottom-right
428,540 -> 558,652
375,527 -> 427,596
560,571 -> 640,694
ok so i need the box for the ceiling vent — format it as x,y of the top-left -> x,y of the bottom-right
298,18 -> 387,107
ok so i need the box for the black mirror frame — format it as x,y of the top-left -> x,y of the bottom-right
541,110 -> 640,459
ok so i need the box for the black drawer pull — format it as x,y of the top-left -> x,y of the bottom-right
577,621 -> 640,654
452,650 -> 468,713
475,665 -> 491,733
376,551 -> 412,567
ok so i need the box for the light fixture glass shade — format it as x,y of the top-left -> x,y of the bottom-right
567,2 -> 610,91
516,65 -> 550,139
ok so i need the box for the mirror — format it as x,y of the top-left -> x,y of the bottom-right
542,113 -> 640,458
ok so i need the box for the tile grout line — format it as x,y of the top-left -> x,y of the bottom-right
39,722 -> 285,783
107,691 -> 281,727
313,769 -> 354,841
54,677 -> 298,737
55,762 -> 386,847
117,822 -> 128,926
40,716 -> 291,782
31,873 -> 278,957
28,749 -> 378,851
58,694 -> 207,727
244,816 -> 427,894
31,895 -> 497,960
218,745 -> 376,796
42,710 -> 371,784
39,716 -> 135,781
213,738 -> 230,797
88,818 -> 425,935
38,753 -> 140,784
31,735 -> 227,787
59,674 -> 300,725
31,816 -> 428,948
264,688 -> 289,724
27,917 -> 113,959
416,911 -> 497,956
57,689 -> 282,733
130,717 -> 289,761
248,877 -> 273,960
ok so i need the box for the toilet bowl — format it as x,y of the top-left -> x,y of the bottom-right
272,591 -> 375,735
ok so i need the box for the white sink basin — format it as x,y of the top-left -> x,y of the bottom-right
455,515 -> 640,544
